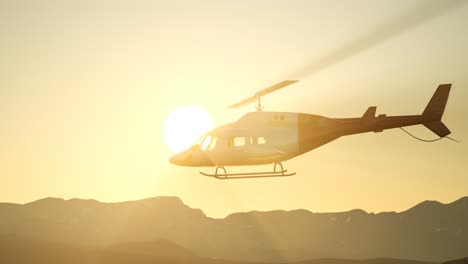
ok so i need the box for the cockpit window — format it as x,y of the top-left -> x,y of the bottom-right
194,135 -> 218,151
201,135 -> 212,151
208,136 -> 217,151
195,135 -> 205,145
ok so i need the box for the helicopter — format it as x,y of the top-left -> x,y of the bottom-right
170,81 -> 453,179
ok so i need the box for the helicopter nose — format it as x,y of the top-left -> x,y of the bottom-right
170,150 -> 214,167
169,155 -> 177,165
169,151 -> 192,166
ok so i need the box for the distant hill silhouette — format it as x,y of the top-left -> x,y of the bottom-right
0,196 -> 467,262
443,258 -> 468,264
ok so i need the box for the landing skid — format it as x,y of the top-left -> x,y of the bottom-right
200,163 -> 296,179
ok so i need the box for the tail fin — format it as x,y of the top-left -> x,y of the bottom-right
422,84 -> 451,119
422,84 -> 452,137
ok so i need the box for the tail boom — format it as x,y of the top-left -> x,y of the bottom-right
338,84 -> 452,137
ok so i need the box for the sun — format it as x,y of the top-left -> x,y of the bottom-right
163,105 -> 214,153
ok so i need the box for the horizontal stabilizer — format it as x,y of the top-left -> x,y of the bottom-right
424,121 -> 451,137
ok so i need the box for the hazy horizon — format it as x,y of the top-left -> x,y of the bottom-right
7,194 -> 468,219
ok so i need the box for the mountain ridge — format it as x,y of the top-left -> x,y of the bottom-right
8,195 -> 467,219
0,196 -> 467,262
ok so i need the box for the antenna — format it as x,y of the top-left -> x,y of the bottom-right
256,96 -> 263,112
228,80 -> 298,111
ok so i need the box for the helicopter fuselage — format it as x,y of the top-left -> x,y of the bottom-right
169,79 -> 451,179
169,84 -> 450,168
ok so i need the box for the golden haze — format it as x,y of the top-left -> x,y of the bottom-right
0,0 -> 467,217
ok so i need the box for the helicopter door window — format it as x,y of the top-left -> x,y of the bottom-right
233,137 -> 246,147
249,136 -> 256,144
257,136 -> 266,144
251,136 -> 266,145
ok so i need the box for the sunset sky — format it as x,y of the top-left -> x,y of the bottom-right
1,0 -> 467,217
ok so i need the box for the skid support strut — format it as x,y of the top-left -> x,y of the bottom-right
200,163 -> 296,179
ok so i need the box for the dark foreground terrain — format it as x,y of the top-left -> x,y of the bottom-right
0,196 -> 467,263
0,235 -> 443,264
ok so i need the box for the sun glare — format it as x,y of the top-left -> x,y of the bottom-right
163,105 -> 214,153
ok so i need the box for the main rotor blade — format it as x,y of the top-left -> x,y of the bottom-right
228,1 -> 465,109
228,80 -> 298,109
254,80 -> 299,97
228,95 -> 257,109
289,0 -> 466,79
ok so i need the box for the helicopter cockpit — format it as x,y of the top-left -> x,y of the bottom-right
192,134 -> 217,151
170,132 -> 269,167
